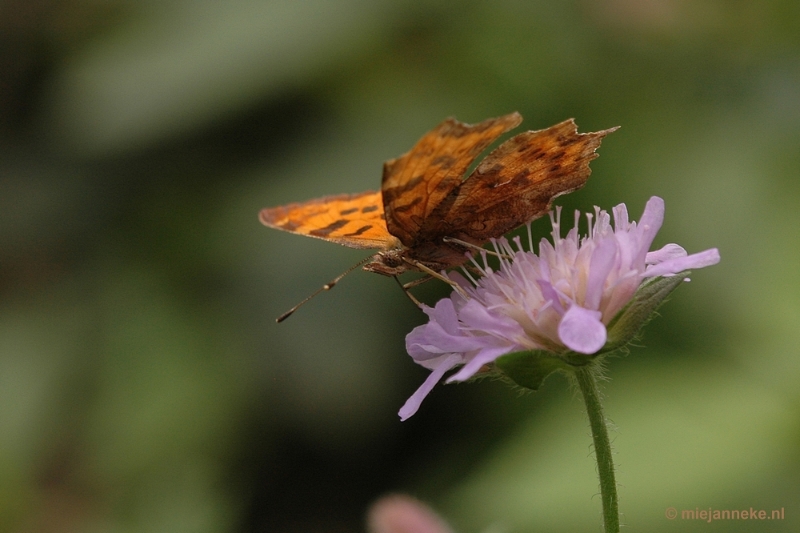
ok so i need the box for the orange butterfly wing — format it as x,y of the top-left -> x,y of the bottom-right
259,115 -> 616,273
380,113 -> 523,246
421,119 -> 619,245
259,191 -> 400,250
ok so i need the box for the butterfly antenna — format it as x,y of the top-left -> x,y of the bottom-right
442,237 -> 513,259
276,256 -> 372,323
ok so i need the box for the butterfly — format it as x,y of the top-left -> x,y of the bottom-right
261,112 -> 617,320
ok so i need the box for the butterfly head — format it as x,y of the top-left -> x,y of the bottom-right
363,249 -> 410,276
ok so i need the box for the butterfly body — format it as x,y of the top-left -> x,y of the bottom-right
260,112 -> 617,279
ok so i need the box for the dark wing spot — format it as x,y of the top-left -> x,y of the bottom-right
391,196 -> 422,213
435,179 -> 454,191
518,144 -> 541,155
432,155 -> 456,169
382,175 -> 424,203
344,225 -> 373,237
550,164 -> 561,172
560,136 -> 579,146
310,219 -> 349,237
339,207 -> 358,215
512,169 -> 531,182
361,205 -> 379,213
549,150 -> 566,162
280,220 -> 300,231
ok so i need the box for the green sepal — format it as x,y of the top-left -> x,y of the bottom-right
494,349 -> 576,390
602,270 -> 690,353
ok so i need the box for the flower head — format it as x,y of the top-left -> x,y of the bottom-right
400,196 -> 719,420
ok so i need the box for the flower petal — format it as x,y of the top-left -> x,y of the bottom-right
646,243 -> 687,264
633,196 -> 665,266
558,305 -> 607,354
446,345 -> 517,383
406,300 -> 496,361
644,248 -> 720,278
426,299 -> 460,335
458,299 -> 524,340
537,280 -> 566,314
612,202 -> 630,231
406,321 -> 492,361
585,237 -> 618,309
399,354 -> 461,421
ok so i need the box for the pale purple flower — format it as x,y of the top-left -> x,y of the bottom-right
399,196 -> 719,420
368,495 -> 454,533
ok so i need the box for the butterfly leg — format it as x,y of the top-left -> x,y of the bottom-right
394,275 -> 424,307
402,276 -> 433,289
403,258 -> 471,300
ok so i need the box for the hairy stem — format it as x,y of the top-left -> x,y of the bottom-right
575,365 -> 619,533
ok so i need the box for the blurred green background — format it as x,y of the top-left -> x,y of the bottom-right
1,1 -> 798,532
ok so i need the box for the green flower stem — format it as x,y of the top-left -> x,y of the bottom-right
574,364 -> 619,533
